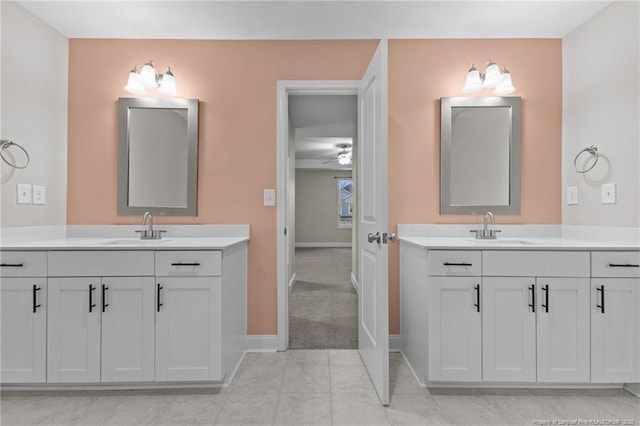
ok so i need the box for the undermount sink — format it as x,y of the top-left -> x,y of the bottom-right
466,238 -> 539,245
100,238 -> 171,245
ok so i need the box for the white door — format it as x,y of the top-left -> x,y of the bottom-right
427,277 -> 482,382
357,40 -> 389,405
48,278 -> 101,383
536,278 -> 590,382
591,278 -> 640,383
155,277 -> 222,381
482,277 -> 536,382
0,278 -> 47,383
101,277 -> 155,382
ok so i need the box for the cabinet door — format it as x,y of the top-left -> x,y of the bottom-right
427,277 -> 481,382
482,277 -> 536,382
0,278 -> 47,383
536,278 -> 590,382
48,278 -> 101,383
101,277 -> 155,382
155,277 -> 222,381
591,278 -> 640,383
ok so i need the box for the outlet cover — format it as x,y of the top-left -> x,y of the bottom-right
16,184 -> 32,204
264,189 -> 276,206
33,185 -> 46,205
601,183 -> 616,204
567,186 -> 578,205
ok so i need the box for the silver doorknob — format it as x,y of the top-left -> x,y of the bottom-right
383,233 -> 397,243
368,232 -> 381,244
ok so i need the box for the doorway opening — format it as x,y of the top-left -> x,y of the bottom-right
276,81 -> 360,351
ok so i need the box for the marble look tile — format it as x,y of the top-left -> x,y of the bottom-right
432,394 -> 511,425
386,393 -> 452,425
331,392 -> 391,425
273,392 -> 331,425
390,360 -> 425,396
215,392 -> 279,426
242,351 -> 288,368
330,364 -> 375,393
160,394 -> 225,425
281,365 -> 331,393
329,349 -> 363,366
286,349 -> 329,366
228,364 -> 286,394
101,395 -> 177,425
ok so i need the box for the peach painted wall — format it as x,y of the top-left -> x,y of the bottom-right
67,39 -> 379,335
68,38 -> 561,336
387,39 -> 562,333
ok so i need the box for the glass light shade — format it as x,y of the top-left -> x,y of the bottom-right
462,68 -> 483,93
124,71 -> 145,94
493,72 -> 515,96
158,69 -> 177,96
337,153 -> 352,165
139,63 -> 158,89
482,62 -> 502,88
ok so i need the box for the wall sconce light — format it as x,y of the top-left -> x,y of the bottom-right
462,60 -> 516,96
124,60 -> 177,96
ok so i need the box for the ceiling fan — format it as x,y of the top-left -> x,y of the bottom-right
323,143 -> 352,165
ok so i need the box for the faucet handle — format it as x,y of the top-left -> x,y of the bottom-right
470,229 -> 482,239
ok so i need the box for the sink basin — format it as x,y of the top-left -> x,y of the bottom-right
100,239 -> 171,245
466,238 -> 539,245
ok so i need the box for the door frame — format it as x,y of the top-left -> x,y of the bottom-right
276,80 -> 360,351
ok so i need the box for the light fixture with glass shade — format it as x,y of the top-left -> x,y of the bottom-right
462,60 -> 516,96
124,60 -> 177,96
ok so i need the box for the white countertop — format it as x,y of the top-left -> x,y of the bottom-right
0,237 -> 248,251
400,237 -> 640,250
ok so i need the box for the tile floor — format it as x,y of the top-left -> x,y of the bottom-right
1,350 -> 638,425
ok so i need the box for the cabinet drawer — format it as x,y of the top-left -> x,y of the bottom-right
0,251 -> 47,277
428,251 -> 481,276
592,252 -> 640,278
483,251 -> 590,277
48,251 -> 154,276
155,251 -> 222,276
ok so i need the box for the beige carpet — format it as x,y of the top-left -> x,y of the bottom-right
288,247 -> 358,349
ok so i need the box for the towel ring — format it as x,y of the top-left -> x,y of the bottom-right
0,139 -> 30,169
573,145 -> 598,174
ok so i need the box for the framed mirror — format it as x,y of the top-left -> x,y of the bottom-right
440,96 -> 521,215
118,97 -> 199,216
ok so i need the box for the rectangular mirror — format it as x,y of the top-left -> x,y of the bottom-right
440,96 -> 521,215
118,98 -> 199,216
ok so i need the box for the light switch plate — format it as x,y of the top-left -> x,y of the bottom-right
567,186 -> 578,205
33,185 -> 46,205
264,189 -> 276,206
601,183 -> 616,204
16,184 -> 32,204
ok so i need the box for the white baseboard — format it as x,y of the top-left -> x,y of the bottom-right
245,335 -> 279,352
288,272 -> 297,293
389,334 -> 401,352
350,272 -> 358,294
624,383 -> 640,398
295,242 -> 352,248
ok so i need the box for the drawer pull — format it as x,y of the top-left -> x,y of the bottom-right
541,284 -> 549,313
608,263 -> 639,268
528,284 -> 535,313
443,262 -> 472,267
32,285 -> 41,313
157,283 -> 163,312
102,284 -> 109,313
596,285 -> 605,314
171,262 -> 201,267
89,284 -> 96,313
474,284 -> 480,313
1,263 -> 24,267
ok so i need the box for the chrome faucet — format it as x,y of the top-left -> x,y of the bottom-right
136,211 -> 166,240
470,211 -> 502,239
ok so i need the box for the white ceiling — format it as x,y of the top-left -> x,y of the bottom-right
20,1 -> 612,40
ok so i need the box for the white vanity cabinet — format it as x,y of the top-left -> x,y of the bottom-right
0,252 -> 48,383
590,252 -> 640,383
483,251 -> 591,383
47,251 -> 155,383
426,251 -> 482,382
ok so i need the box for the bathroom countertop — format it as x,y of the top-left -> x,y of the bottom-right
0,237 -> 249,251
399,237 -> 640,251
